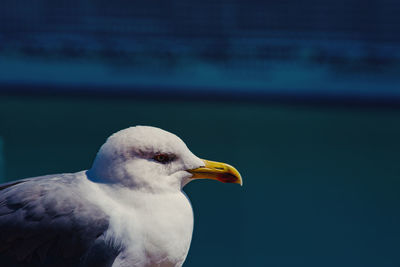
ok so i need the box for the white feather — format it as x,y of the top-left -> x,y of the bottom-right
80,126 -> 204,267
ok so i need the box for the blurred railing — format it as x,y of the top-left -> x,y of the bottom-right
0,0 -> 399,101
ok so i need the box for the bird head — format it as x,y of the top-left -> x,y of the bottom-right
88,126 -> 242,192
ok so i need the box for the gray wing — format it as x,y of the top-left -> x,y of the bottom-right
0,173 -> 119,267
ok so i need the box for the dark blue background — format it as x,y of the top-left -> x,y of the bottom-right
0,0 -> 399,100
0,1 -> 400,266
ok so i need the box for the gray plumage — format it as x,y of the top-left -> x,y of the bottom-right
0,173 -> 117,267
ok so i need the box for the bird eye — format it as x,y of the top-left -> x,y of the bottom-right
153,153 -> 172,164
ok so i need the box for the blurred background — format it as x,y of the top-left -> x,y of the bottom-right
1,1 -> 400,266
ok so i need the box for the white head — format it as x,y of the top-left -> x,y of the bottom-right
88,126 -> 242,193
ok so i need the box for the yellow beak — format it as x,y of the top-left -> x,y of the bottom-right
188,159 -> 243,186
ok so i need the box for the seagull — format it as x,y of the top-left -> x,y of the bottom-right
0,126 -> 242,267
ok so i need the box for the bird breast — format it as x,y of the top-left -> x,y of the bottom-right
101,189 -> 194,267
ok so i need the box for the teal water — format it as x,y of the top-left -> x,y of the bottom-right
0,95 -> 399,266
0,137 -> 4,182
